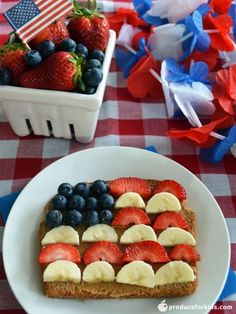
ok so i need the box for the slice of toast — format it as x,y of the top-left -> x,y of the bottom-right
38,179 -> 198,299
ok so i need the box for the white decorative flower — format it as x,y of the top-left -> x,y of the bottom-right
161,60 -> 215,124
148,24 -> 185,61
148,0 -> 208,23
117,23 -> 140,46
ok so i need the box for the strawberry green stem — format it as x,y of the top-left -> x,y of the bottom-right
93,0 -> 97,10
71,0 -> 104,18
87,0 -> 91,10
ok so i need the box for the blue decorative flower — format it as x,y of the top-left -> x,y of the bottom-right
165,57 -> 210,85
132,0 -> 167,26
132,0 -> 152,17
115,38 -> 148,78
229,4 -> 236,41
200,125 -> 236,162
142,14 -> 168,26
181,6 -> 211,60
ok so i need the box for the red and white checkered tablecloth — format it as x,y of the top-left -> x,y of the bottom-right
0,1 -> 235,313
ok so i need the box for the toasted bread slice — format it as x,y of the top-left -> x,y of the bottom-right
39,180 -> 198,299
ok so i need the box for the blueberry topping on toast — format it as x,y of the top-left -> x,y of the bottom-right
84,210 -> 100,226
99,209 -> 113,224
52,194 -> 67,210
85,197 -> 98,211
68,195 -> 85,212
90,180 -> 108,196
45,210 -> 63,228
65,210 -> 83,227
74,182 -> 90,198
98,193 -> 114,210
58,183 -> 74,199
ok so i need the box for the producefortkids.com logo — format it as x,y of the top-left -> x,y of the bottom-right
157,300 -> 233,312
157,300 -> 168,312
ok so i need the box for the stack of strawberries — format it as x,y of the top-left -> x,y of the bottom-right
0,0 -> 110,94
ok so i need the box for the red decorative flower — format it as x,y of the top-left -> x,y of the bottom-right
203,13 -> 234,51
213,65 -> 236,115
184,47 -> 219,71
167,116 -> 233,146
107,8 -> 147,35
209,0 -> 232,15
127,53 -> 163,99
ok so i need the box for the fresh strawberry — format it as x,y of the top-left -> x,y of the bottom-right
29,20 -> 69,48
109,177 -> 151,199
123,241 -> 170,263
112,207 -> 150,227
83,241 -> 123,264
67,0 -> 109,51
0,43 -> 27,85
152,212 -> 189,231
152,180 -> 186,201
38,243 -> 81,264
20,51 -> 82,91
169,244 -> 200,262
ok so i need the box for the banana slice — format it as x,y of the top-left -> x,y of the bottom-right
120,224 -> 157,243
83,261 -> 115,283
146,192 -> 181,213
43,260 -> 81,283
116,261 -> 155,288
82,224 -> 118,242
155,261 -> 196,285
41,225 -> 79,246
115,192 -> 145,208
157,227 -> 196,246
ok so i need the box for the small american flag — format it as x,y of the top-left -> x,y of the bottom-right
3,0 -> 73,44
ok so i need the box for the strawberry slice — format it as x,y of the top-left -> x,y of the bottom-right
83,241 -> 123,264
109,177 -> 151,199
123,241 -> 170,263
38,243 -> 81,264
152,212 -> 189,231
152,180 -> 186,201
169,244 -> 200,262
112,207 -> 151,226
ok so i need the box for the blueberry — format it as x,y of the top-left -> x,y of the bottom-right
0,68 -> 11,85
58,183 -> 73,199
89,49 -> 104,63
52,194 -> 67,210
84,68 -> 103,87
75,43 -> 88,57
98,194 -> 114,210
84,210 -> 99,226
86,197 -> 98,211
85,59 -> 102,71
90,180 -> 108,197
59,38 -> 76,52
74,182 -> 90,198
37,40 -> 55,58
24,50 -> 42,67
65,210 -> 83,226
85,86 -> 96,94
45,210 -> 63,228
68,194 -> 85,211
99,209 -> 113,224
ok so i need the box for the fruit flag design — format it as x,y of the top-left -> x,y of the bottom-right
3,0 -> 73,46
38,177 -> 200,293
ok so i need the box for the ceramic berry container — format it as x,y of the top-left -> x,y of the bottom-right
0,30 -> 116,143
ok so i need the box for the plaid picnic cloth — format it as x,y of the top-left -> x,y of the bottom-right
0,0 -> 235,313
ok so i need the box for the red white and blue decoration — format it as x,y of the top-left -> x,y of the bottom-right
108,0 -> 236,162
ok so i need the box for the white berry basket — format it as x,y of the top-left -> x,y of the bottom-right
0,30 -> 116,143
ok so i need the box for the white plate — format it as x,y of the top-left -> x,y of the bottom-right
3,146 -> 230,314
